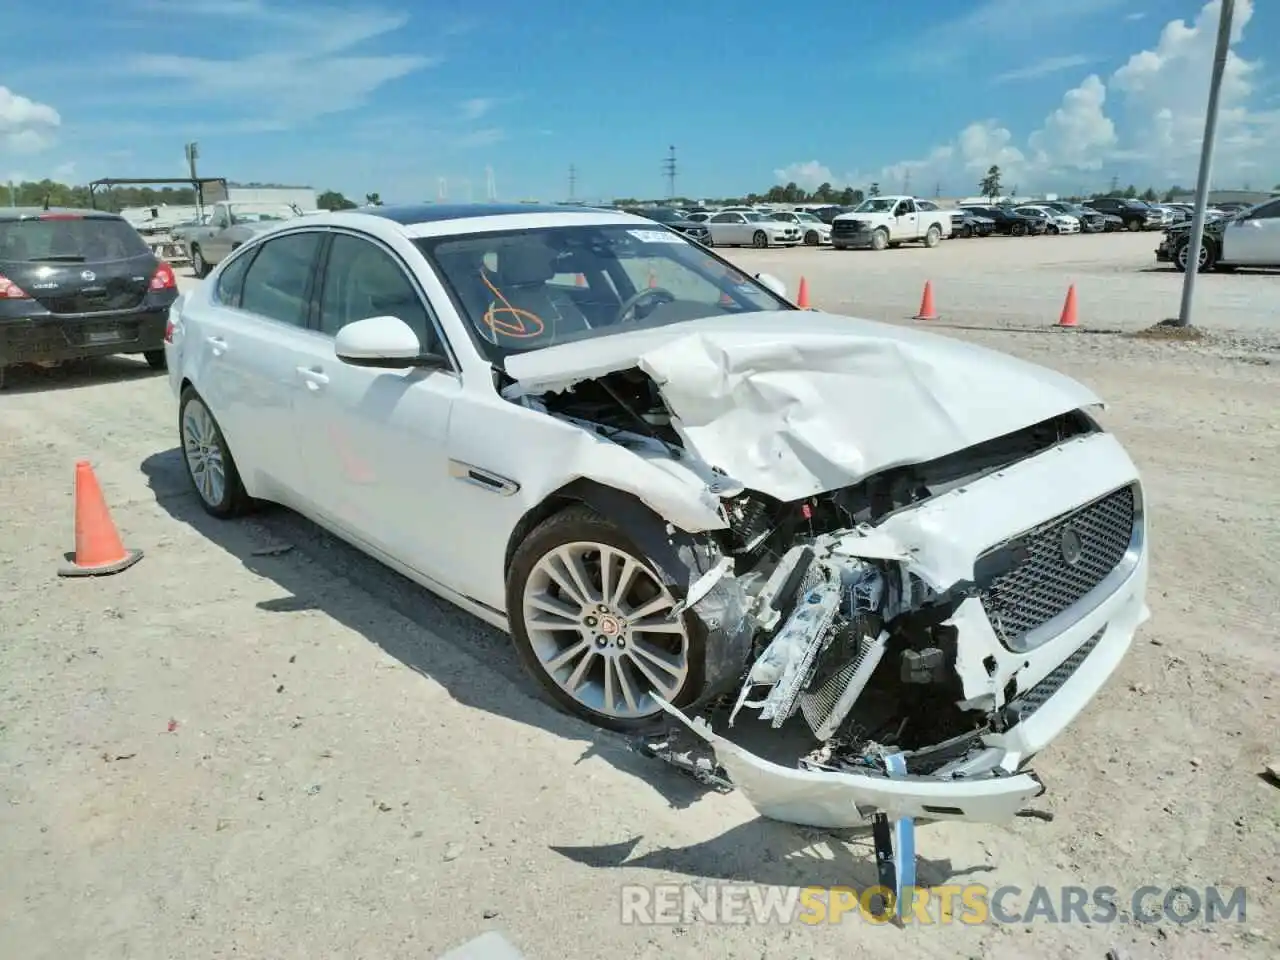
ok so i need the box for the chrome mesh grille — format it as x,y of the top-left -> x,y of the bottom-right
979,484 -> 1137,650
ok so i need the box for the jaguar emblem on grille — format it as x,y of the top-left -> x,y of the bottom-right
1060,526 -> 1084,566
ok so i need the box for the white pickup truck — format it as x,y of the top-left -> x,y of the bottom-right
830,195 -> 953,250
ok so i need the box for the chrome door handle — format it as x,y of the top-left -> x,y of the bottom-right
296,366 -> 329,390
206,336 -> 227,357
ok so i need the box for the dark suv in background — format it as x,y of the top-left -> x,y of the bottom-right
622,207 -> 712,244
0,209 -> 179,384
1083,197 -> 1162,232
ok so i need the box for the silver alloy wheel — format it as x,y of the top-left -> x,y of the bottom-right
191,246 -> 206,276
1177,242 -> 1208,271
521,541 -> 690,720
182,397 -> 227,507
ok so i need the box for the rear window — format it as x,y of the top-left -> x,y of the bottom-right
0,216 -> 152,263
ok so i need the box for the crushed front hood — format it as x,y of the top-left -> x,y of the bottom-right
505,311 -> 1101,502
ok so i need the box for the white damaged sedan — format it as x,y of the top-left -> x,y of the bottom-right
165,203 -> 1149,830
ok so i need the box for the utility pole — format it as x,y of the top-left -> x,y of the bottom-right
1174,0 -> 1234,328
934,182 -> 941,198
184,141 -> 202,211
438,177 -> 448,201
1109,174 -> 1119,194
485,166 -> 496,201
662,146 -> 677,200
568,164 -> 577,201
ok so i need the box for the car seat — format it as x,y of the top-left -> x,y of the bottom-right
480,243 -> 592,347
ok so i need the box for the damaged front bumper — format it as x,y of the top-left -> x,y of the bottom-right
650,430 -> 1150,830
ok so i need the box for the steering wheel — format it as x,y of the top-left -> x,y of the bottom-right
614,286 -> 676,325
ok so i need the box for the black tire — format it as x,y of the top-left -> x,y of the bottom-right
924,224 -> 942,248
143,349 -> 166,370
1047,225 -> 1060,235
1126,219 -> 1141,232
752,231 -> 768,248
506,504 -> 707,733
1012,222 -> 1028,237
804,230 -> 819,246
1175,239 -> 1217,273
190,245 -> 210,278
178,386 -> 252,518
870,228 -> 890,251
959,224 -> 972,238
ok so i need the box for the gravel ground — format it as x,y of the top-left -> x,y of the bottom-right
1,237 -> 1277,959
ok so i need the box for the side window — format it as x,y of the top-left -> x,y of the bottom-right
213,246 -> 256,307
239,231 -> 322,327
318,234 -> 439,352
710,213 -> 735,223
212,208 -> 230,228
1248,199 -> 1280,220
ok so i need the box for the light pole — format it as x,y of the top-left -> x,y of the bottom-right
1172,0 -> 1235,328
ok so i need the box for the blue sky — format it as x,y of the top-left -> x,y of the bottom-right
3,0 -> 1277,201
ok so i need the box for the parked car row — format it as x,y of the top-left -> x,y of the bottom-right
1155,195 -> 1280,272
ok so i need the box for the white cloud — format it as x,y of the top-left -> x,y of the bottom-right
460,98 -> 496,121
0,86 -> 60,153
1125,12 -> 1146,21
777,0 -> 1277,194
119,1 -> 436,123
994,55 -> 1092,84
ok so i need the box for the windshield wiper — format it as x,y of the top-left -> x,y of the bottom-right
30,255 -> 86,262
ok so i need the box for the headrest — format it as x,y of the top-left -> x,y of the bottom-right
498,243 -> 557,286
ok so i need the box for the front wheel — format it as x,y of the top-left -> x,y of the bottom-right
1126,219 -> 1141,232
179,387 -> 252,518
1175,240 -> 1217,273
870,228 -> 889,251
190,245 -> 209,278
1012,222 -> 1028,237
506,505 -> 705,733
752,231 -> 769,248
1047,225 -> 1060,235
804,230 -> 820,246
143,349 -> 166,370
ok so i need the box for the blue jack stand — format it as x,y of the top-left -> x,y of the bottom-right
870,752 -> 916,924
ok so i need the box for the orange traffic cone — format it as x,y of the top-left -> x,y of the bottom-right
575,273 -> 586,287
647,269 -> 657,289
796,276 -> 811,309
59,460 -> 143,577
1057,284 -> 1079,328
914,281 -> 938,320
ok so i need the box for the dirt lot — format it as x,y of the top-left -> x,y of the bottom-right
1,231 -> 1277,959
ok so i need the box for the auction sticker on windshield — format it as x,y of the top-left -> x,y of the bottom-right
627,229 -> 685,243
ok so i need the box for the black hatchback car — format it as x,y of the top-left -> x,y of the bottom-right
0,208 -> 179,380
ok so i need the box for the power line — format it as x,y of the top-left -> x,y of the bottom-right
568,164 -> 577,200
662,146 -> 677,199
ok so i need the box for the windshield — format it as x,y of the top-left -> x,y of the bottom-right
854,198 -> 896,213
641,208 -> 683,223
0,215 -> 151,263
795,212 -> 820,223
415,224 -> 793,363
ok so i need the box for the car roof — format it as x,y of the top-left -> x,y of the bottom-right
0,207 -> 124,221
308,202 -> 656,239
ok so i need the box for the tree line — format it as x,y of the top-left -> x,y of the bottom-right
0,179 -> 369,212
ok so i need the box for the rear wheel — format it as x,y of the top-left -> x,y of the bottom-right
143,349 -> 166,370
1126,219 -> 1141,232
179,387 -> 252,518
507,505 -> 705,733
1047,225 -> 1060,235
1012,222 -> 1028,237
924,224 -> 942,247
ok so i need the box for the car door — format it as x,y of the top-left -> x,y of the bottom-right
1220,199 -> 1280,265
202,206 -> 237,263
188,229 -> 324,504
893,199 -> 919,240
707,212 -> 737,245
289,230 -> 463,588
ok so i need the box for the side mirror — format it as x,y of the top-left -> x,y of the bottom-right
755,272 -> 787,298
335,315 -> 434,369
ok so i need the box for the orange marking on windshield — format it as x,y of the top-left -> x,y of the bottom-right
479,268 -> 546,339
